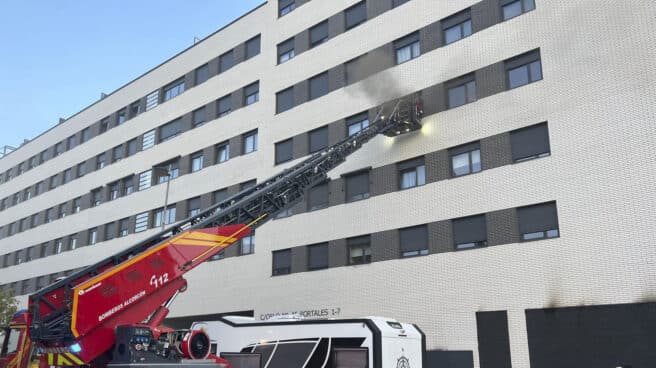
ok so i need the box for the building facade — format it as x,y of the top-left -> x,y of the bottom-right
1,1 -> 655,367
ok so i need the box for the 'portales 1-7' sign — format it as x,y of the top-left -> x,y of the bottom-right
258,307 -> 342,320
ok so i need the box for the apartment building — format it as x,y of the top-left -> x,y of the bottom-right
1,1 -> 654,367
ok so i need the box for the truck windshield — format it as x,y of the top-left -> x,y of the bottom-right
1,329 -> 21,357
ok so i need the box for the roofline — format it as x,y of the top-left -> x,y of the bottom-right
1,1 -> 267,162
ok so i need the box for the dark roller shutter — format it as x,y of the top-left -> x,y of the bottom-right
518,202 -> 558,234
398,156 -> 425,171
188,197 -> 200,211
308,243 -> 328,270
505,49 -> 541,70
310,21 -> 328,46
275,139 -> 293,164
308,182 -> 329,210
442,9 -> 471,29
219,50 -> 234,73
309,73 -> 329,100
279,0 -> 294,10
510,123 -> 550,161
347,235 -> 370,247
346,112 -> 369,125
449,141 -> 480,156
212,189 -> 228,204
217,95 -> 232,116
159,119 -> 182,141
244,82 -> 259,97
345,171 -> 370,201
393,0 -> 410,7
394,31 -> 420,49
399,225 -> 428,252
245,35 -> 260,59
273,249 -> 291,273
309,126 -> 328,152
345,1 -> 367,29
452,215 -> 487,244
276,87 -> 294,113
278,38 -> 295,57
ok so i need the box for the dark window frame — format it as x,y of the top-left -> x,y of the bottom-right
195,64 -> 210,85
275,138 -> 294,165
449,141 -> 482,177
452,214 -> 488,250
272,249 -> 292,275
163,78 -> 185,101
505,49 -> 543,89
518,201 -> 559,242
347,235 -> 371,265
309,20 -> 329,48
442,9 -> 473,45
277,38 -> 296,64
245,35 -> 261,59
307,243 -> 329,270
345,1 -> 367,30
501,0 -> 536,21
446,73 -> 477,108
399,225 -> 429,257
398,157 -> 426,189
344,169 -> 371,202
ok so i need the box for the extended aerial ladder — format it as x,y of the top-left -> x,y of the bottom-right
0,97 -> 423,368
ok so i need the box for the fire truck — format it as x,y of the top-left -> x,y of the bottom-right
0,98 -> 423,368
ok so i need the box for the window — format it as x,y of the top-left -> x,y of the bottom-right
24,188 -> 32,201
348,235 -> 371,265
142,129 -> 156,150
193,107 -> 206,127
243,130 -> 258,154
126,139 -> 138,156
447,75 -> 477,108
216,141 -> 230,163
54,142 -> 63,156
240,233 -> 255,255
30,214 -> 38,227
398,157 -> 426,189
146,90 -> 159,111
345,170 -> 370,202
91,188 -> 102,207
109,182 -> 119,200
29,156 -> 37,169
0,198 -> 5,211
276,87 -> 294,113
345,1 -> 367,30
217,95 -> 232,117
58,203 -> 67,218
164,206 -> 176,225
309,72 -> 329,100
191,152 -> 204,172
67,135 -> 77,150
240,179 -> 257,191
17,163 -> 24,175
55,239 -> 63,254
400,225 -> 428,257
118,218 -> 129,237
219,50 -> 234,73
73,197 -> 81,213
309,126 -> 328,153
393,0 -> 410,7
88,228 -> 98,245
212,188 -> 228,205
395,32 -> 420,64
195,64 -> 209,85
130,100 -> 142,118
121,175 -> 134,196
308,182 -> 329,211
308,243 -> 329,270
112,145 -> 123,162
154,160 -> 179,183
450,142 -> 481,176
39,150 -> 47,163
272,249 -> 291,275
99,118 -> 109,134
138,170 -> 152,191
96,153 -> 106,170
443,10 -> 472,44
76,162 -> 86,177
502,0 -> 535,20
510,123 -> 550,162
345,56 -> 363,85
277,38 -> 295,64
159,118 -> 182,142
244,82 -> 259,106
452,214 -> 487,250
309,21 -> 329,48
116,110 -> 126,125
506,49 -> 542,89
164,79 -> 185,101
275,139 -> 293,164
62,169 -> 72,184
187,197 -> 201,217
35,181 -> 44,195
69,236 -> 78,250
279,0 -> 295,16
518,202 -> 559,241
347,112 -> 369,136
80,127 -> 90,143
135,212 -> 149,233
105,222 -> 116,241
245,35 -> 261,59
49,174 -> 59,190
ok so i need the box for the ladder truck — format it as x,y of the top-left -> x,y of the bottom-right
0,97 -> 424,368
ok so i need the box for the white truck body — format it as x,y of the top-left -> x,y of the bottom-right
190,316 -> 424,368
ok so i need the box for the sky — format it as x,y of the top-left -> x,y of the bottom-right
0,0 -> 264,149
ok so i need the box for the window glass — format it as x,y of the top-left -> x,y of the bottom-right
117,110 -> 126,125
191,152 -> 204,172
395,33 -> 421,64
508,60 -> 542,89
444,19 -> 472,44
278,38 -> 295,64
188,197 -> 201,217
279,0 -> 295,16
246,35 -> 261,59
243,131 -> 258,154
503,0 -> 535,20
448,79 -> 476,108
347,113 -> 369,136
216,142 -> 230,163
348,236 -> 371,265
244,82 -> 259,105
450,142 -> 482,176
345,1 -> 367,30
164,79 -> 185,101
399,157 -> 426,189
241,233 -> 255,255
